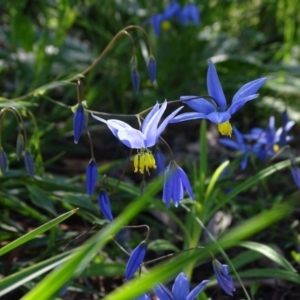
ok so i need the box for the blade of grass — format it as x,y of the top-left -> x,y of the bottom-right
0,208 -> 78,256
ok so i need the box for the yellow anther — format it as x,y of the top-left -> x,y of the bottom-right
218,121 -> 232,136
134,155 -> 139,173
273,144 -> 279,152
139,154 -> 145,174
133,149 -> 157,174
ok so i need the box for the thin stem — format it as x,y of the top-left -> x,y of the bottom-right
158,136 -> 175,160
86,127 -> 95,159
122,224 -> 150,242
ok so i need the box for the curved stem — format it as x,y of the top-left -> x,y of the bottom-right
4,25 -> 152,103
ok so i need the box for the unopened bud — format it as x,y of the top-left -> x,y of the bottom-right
73,103 -> 85,144
24,149 -> 34,178
98,190 -> 114,222
0,147 -> 8,174
147,56 -> 157,84
131,67 -> 140,93
86,158 -> 97,196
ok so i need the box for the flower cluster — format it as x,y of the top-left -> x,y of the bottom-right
219,112 -> 294,169
149,1 -> 200,36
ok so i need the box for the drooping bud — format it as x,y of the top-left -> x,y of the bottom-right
125,241 -> 147,281
147,56 -> 157,84
86,158 -> 98,196
16,133 -> 24,160
98,190 -> 113,222
154,147 -> 164,175
131,67 -> 140,93
73,103 -> 85,144
24,149 -> 34,178
0,147 -> 8,175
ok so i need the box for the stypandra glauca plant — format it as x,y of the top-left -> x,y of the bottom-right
0,22 -> 299,300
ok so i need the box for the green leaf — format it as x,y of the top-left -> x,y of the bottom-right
239,241 -> 296,272
147,239 -> 180,252
21,179 -> 162,300
27,185 -> 57,216
0,252 -> 70,297
237,268 -> 300,284
0,209 -> 78,257
204,160 -> 229,202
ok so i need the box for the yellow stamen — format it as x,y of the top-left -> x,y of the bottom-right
273,144 -> 279,152
218,121 -> 232,136
133,149 -> 157,174
161,21 -> 171,31
134,155 -> 139,173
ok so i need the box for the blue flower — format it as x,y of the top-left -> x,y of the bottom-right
170,60 -> 266,136
125,242 -> 147,281
178,3 -> 200,26
247,116 -> 294,161
73,103 -> 85,144
98,190 -> 114,222
86,158 -> 98,196
163,161 -> 194,208
134,293 -> 151,300
219,127 -> 252,170
149,1 -> 199,36
92,101 -> 182,174
154,272 -> 209,300
213,259 -> 235,296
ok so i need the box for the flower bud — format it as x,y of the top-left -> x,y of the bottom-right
154,147 -> 164,175
16,133 -> 24,160
24,149 -> 34,178
86,158 -> 98,196
73,103 -> 85,144
131,67 -> 140,93
147,56 -> 156,84
98,190 -> 113,222
0,147 -> 8,174
125,241 -> 147,281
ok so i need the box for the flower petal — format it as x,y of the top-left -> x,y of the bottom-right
163,164 -> 174,209
172,272 -> 190,300
142,102 -> 160,133
143,100 -> 167,147
178,167 -> 194,200
106,119 -> 133,138
153,285 -> 172,300
98,190 -> 114,222
155,106 -> 183,142
125,242 -> 147,281
228,94 -> 258,115
117,128 -> 146,149
187,280 -> 209,300
181,96 -> 216,114
219,138 -> 240,150
206,111 -> 231,124
232,126 -> 244,146
207,60 -> 227,109
232,78 -> 266,104
213,259 -> 235,296
169,112 -> 209,123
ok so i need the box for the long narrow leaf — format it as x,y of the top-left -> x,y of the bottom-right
0,209 -> 78,256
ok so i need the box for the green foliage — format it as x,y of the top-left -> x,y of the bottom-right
0,0 -> 300,299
